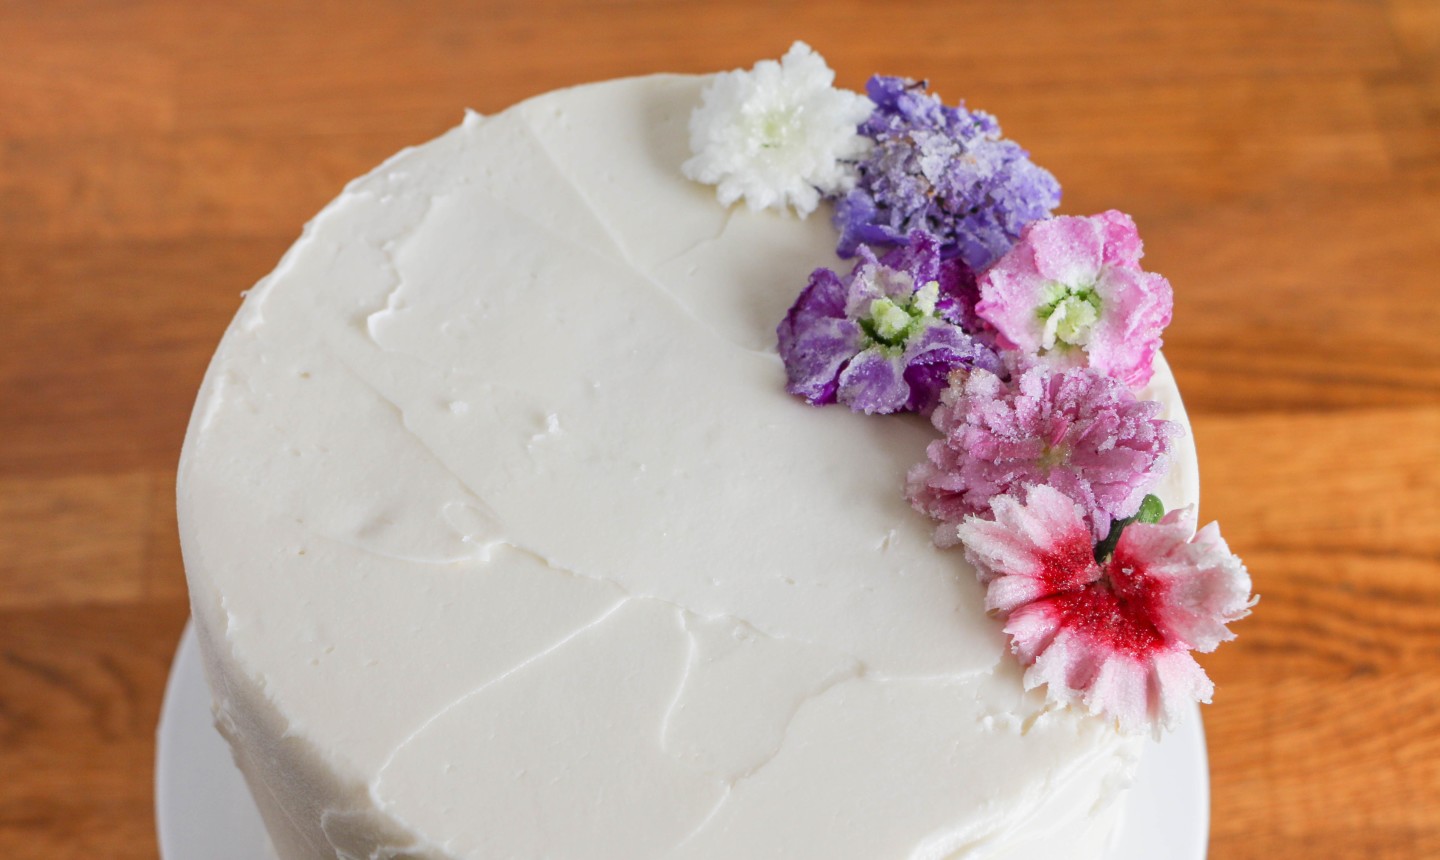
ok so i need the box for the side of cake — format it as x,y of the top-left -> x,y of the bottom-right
179,47 -> 1248,860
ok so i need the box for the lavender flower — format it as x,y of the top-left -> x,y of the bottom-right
777,231 -> 1001,415
832,76 -> 1061,272
906,365 -> 1179,543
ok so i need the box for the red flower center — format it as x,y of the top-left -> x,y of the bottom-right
1035,532 -> 1099,594
1050,586 -> 1165,658
1043,536 -> 1168,658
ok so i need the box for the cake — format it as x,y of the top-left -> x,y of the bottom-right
178,45 -> 1250,859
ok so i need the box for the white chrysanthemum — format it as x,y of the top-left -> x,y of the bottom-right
683,42 -> 873,217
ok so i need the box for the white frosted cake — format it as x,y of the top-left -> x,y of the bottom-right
180,47 -> 1249,860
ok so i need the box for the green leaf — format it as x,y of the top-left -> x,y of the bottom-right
1093,495 -> 1166,562
1135,494 -> 1165,524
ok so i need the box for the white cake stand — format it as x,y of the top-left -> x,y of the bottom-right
156,622 -> 1208,859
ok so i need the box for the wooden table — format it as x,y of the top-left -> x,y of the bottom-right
2,2 -> 1437,857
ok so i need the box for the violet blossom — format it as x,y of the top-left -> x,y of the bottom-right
777,231 -> 1000,415
832,76 -> 1061,271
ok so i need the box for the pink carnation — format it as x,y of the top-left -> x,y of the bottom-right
975,211 -> 1172,387
959,485 -> 1254,733
906,365 -> 1179,545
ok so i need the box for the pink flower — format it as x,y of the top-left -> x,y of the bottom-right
958,485 -> 1254,733
975,211 -> 1172,388
906,365 -> 1178,545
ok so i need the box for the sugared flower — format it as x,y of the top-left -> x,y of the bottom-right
683,42 -> 874,217
975,211 -> 1173,388
906,365 -> 1178,543
957,485 -> 1253,733
833,76 -> 1061,271
777,231 -> 1001,414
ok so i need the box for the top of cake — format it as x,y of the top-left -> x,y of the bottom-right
179,45 -> 1249,860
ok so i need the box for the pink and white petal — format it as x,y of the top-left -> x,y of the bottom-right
1109,509 -> 1196,568
975,262 -> 1047,353
1020,626 -> 1113,714
1003,600 -> 1066,665
1115,515 -> 1254,652
1181,522 -> 1256,629
1017,626 -> 1077,697
1084,653 -> 1152,733
1042,471 -> 1108,539
958,511 -> 1050,584
1089,267 -> 1172,387
906,473 -> 976,547
1148,648 -> 1215,731
1026,216 -> 1105,286
1093,210 -> 1145,268
1011,484 -> 1092,551
985,573 -> 1053,614
1013,615 -> 1218,734
957,486 -> 1099,598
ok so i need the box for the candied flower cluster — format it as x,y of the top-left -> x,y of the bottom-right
833,76 -> 1061,272
976,211 -> 1173,388
907,365 -> 1179,543
777,231 -> 1001,414
959,485 -> 1253,733
683,42 -> 874,217
681,46 -> 1250,734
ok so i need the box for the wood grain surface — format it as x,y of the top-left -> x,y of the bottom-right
2,1 -> 1437,858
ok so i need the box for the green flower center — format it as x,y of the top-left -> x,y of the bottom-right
1035,281 -> 1102,350
860,281 -> 940,349
754,108 -> 801,150
1036,442 -> 1070,470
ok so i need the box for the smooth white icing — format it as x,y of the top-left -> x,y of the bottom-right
179,73 -> 1198,860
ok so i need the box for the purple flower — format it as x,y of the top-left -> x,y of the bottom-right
832,76 -> 1061,272
976,211 -> 1173,388
906,365 -> 1179,543
777,231 -> 1001,415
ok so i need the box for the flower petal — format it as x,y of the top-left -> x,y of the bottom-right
1111,513 -> 1254,653
777,267 -> 864,405
1025,216 -> 1105,286
837,348 -> 910,414
1004,600 -> 1066,665
974,246 -> 1047,353
780,228 -> 998,415
879,231 -> 944,288
683,42 -> 874,217
975,211 -> 1172,387
1149,648 -> 1215,729
907,366 -> 1176,541
1094,209 -> 1145,268
958,486 -> 1101,612
781,316 -> 864,404
953,483 -> 1249,735
832,75 -> 1059,269
1088,266 -> 1172,387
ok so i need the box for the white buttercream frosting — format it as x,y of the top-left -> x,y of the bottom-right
178,73 -> 1199,860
